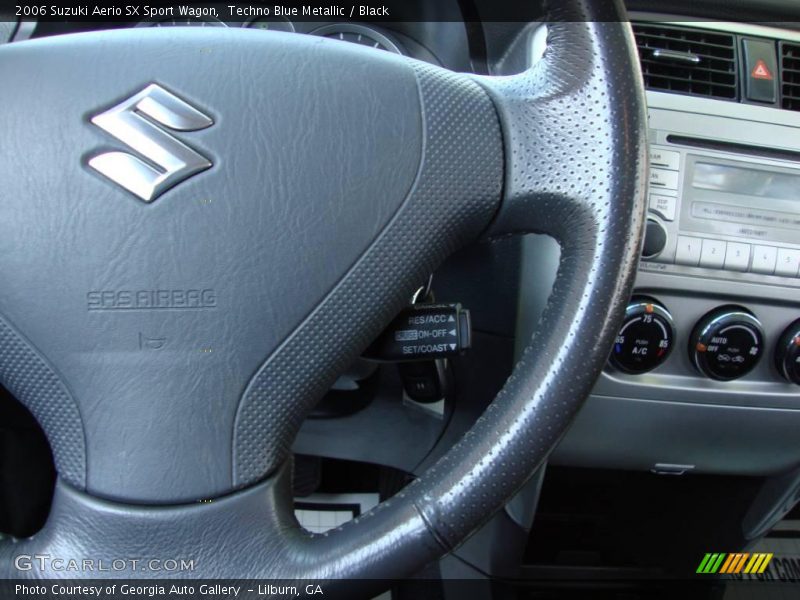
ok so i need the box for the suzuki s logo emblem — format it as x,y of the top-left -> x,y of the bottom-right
88,84 -> 213,202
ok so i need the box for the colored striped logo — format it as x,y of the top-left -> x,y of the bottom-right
697,552 -> 773,574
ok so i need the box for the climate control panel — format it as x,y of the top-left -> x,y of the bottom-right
609,297 -> 799,386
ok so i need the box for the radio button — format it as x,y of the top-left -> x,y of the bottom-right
700,239 -> 727,269
724,242 -> 751,272
649,193 -> 677,221
675,235 -> 702,266
649,148 -> 680,171
649,168 -> 680,191
775,248 -> 800,277
751,245 -> 778,275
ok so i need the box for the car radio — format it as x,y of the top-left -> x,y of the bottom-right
640,137 -> 800,283
593,93 -> 800,392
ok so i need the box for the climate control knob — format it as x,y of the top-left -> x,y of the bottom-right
689,306 -> 763,381
610,297 -> 674,374
775,319 -> 800,385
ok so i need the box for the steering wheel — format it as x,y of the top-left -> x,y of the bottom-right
0,0 -> 646,593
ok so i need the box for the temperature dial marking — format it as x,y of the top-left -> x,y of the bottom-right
610,298 -> 674,374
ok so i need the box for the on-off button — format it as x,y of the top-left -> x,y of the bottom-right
642,219 -> 668,259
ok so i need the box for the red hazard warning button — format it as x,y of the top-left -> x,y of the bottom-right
742,38 -> 778,103
751,59 -> 773,81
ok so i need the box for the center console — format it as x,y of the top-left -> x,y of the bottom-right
543,19 -> 800,480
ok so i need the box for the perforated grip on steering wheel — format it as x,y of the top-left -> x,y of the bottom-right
405,8 -> 648,549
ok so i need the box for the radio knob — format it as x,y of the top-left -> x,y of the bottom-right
610,297 -> 674,374
775,319 -> 800,385
642,218 -> 668,259
690,306 -> 764,381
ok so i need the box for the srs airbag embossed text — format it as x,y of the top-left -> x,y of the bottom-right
86,289 -> 217,311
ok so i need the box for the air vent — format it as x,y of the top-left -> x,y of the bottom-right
780,41 -> 800,111
633,23 -> 738,101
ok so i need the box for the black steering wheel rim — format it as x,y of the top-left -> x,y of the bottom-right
0,0 -> 646,591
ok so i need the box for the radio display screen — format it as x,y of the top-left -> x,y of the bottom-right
692,162 -> 800,202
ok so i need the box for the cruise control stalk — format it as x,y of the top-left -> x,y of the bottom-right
364,303 -> 471,362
